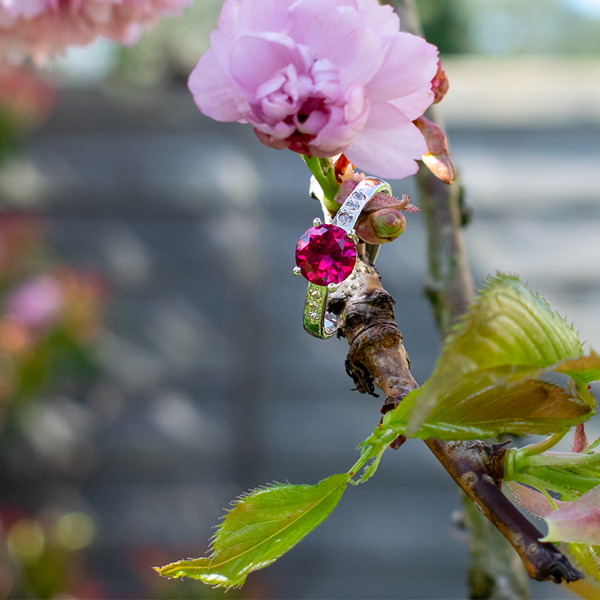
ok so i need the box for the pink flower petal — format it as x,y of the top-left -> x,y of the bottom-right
288,0 -> 384,88
188,49 -> 244,122
217,0 -> 242,38
356,0 -> 400,38
543,485 -> 600,545
367,32 -> 439,104
228,33 -> 303,94
237,0 -> 295,33
344,101 -> 427,179
389,88 -> 436,121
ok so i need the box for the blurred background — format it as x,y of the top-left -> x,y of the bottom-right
0,0 -> 599,598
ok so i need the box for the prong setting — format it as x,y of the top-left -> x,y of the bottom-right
293,266 -> 302,276
313,217 -> 323,227
327,282 -> 338,292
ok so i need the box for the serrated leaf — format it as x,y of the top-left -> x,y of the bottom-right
371,376 -> 593,442
360,276 -> 599,445
156,474 -> 350,588
586,436 -> 600,453
351,445 -> 386,485
407,275 -> 583,435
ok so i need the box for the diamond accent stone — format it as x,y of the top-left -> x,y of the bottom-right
345,199 -> 360,210
337,213 -> 352,226
352,191 -> 366,201
309,288 -> 322,299
308,311 -> 319,320
295,224 -> 357,286
323,313 -> 338,336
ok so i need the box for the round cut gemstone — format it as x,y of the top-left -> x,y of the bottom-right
295,224 -> 356,286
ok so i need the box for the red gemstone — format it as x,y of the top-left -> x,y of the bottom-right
295,224 -> 356,286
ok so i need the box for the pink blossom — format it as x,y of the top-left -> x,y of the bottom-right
0,0 -> 190,64
543,485 -> 600,545
4,274 -> 63,330
189,0 -> 439,180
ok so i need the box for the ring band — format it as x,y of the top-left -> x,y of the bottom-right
295,177 -> 392,338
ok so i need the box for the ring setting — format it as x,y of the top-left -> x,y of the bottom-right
294,177 -> 392,338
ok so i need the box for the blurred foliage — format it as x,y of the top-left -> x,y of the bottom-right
0,176 -> 107,599
417,0 -> 600,55
414,0 -> 472,54
108,0 -> 600,90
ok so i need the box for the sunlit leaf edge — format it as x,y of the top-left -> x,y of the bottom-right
406,273 -> 583,435
364,357 -> 599,445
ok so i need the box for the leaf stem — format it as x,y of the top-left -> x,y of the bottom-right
302,155 -> 340,212
541,488 -> 559,511
518,432 -> 568,457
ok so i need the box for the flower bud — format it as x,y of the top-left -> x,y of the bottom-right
333,182 -> 415,244
334,154 -> 353,183
431,61 -> 449,105
357,208 -> 406,245
414,116 -> 457,184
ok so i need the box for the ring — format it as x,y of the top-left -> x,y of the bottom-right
293,177 -> 392,338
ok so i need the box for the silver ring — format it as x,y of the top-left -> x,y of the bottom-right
294,177 -> 392,338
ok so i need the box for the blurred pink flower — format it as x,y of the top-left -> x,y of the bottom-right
189,0 -> 439,179
4,274 -> 63,329
0,0 -> 190,64
0,66 -> 56,129
543,485 -> 600,545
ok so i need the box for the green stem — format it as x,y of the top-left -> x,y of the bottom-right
302,155 -> 340,212
541,489 -> 558,511
517,432 -> 567,457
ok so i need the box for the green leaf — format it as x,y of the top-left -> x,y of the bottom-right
350,444 -> 387,485
566,543 -> 600,584
511,451 -> 600,500
586,435 -> 600,454
406,274 -> 584,436
156,474 -> 350,588
362,275 -> 598,445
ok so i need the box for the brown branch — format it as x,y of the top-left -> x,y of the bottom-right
329,251 -> 583,585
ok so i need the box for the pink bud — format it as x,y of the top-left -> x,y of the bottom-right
431,61 -> 449,105
414,116 -> 457,184
543,485 -> 600,545
572,424 -> 589,454
357,209 -> 406,245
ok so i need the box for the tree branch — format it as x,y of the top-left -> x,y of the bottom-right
328,250 -> 582,585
